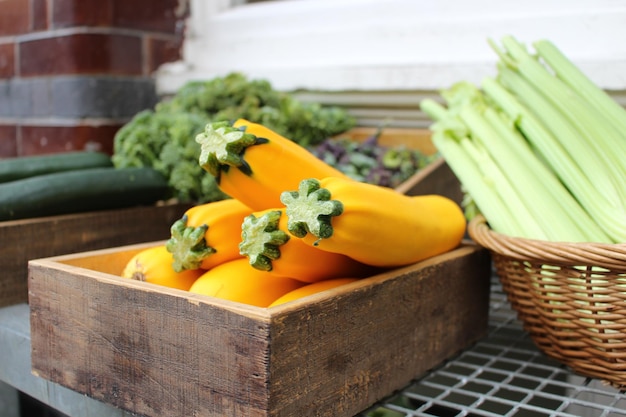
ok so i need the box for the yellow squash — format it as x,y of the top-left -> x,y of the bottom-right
121,245 -> 203,291
188,258 -> 304,307
239,208 -> 376,283
281,177 -> 467,267
166,198 -> 253,271
269,277 -> 360,307
195,119 -> 349,210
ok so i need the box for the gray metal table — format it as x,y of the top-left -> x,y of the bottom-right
1,276 -> 625,417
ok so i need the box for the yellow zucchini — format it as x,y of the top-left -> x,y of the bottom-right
121,245 -> 203,290
195,119 -> 349,210
188,258 -> 304,307
269,278 -> 360,307
239,208 -> 376,283
281,177 -> 466,267
166,198 -> 253,271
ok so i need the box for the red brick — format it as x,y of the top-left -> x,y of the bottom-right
0,0 -> 30,36
20,33 -> 142,77
0,125 -> 18,157
32,0 -> 49,31
0,42 -> 16,78
20,124 -> 122,156
112,0 -> 182,33
146,35 -> 183,74
52,0 -> 113,28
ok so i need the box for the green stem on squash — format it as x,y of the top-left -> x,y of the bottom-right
195,121 -> 267,178
280,178 -> 343,241
239,210 -> 290,272
166,215 -> 215,272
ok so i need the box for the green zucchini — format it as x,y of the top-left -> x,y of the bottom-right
0,167 -> 170,221
0,151 -> 113,183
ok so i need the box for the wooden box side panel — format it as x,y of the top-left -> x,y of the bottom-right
29,265 -> 273,417
0,203 -> 190,307
268,245 -> 491,417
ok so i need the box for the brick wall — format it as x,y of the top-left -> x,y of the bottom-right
0,0 -> 188,157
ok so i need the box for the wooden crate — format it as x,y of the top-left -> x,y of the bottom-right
29,241 -> 491,417
0,202 -> 191,307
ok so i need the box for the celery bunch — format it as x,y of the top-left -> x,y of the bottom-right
421,36 -> 625,243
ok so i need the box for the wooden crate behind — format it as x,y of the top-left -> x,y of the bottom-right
0,203 -> 190,307
29,242 -> 490,417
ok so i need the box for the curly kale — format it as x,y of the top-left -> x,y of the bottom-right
157,73 -> 283,119
112,110 -> 228,203
113,72 -> 356,203
156,72 -> 356,148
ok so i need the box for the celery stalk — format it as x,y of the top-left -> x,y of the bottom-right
494,66 -> 626,242
459,102 -> 594,242
494,36 -> 626,191
423,96 -> 533,237
459,132 -> 546,239
421,36 -> 626,243
430,129 -> 526,237
481,77 -> 612,243
533,39 -> 626,136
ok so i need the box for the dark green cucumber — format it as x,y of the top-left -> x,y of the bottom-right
0,151 -> 113,183
0,167 -> 170,221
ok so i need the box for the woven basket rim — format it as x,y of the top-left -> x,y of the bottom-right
468,215 -> 626,271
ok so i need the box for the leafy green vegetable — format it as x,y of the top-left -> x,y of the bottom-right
112,110 -> 228,203
112,72 -> 356,203
157,72 -> 356,148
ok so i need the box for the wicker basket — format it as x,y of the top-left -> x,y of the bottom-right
468,215 -> 626,388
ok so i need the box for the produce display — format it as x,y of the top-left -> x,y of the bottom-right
0,75 -> 431,223
421,36 -> 626,243
121,119 -> 466,307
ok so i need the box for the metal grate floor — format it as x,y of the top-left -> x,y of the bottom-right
360,276 -> 626,417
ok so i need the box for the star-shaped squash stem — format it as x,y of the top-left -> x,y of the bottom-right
166,215 -> 216,272
195,121 -> 265,177
280,178 -> 343,240
239,210 -> 290,272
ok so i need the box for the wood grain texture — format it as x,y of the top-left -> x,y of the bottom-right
0,202 -> 191,307
267,244 -> 490,416
29,242 -> 490,417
